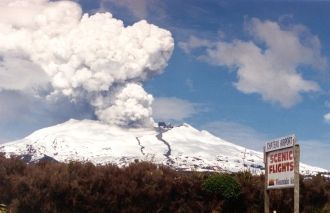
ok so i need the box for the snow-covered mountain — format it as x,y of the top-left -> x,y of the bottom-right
0,119 -> 327,175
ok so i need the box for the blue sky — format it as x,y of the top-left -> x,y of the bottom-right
1,0 -> 330,170
94,0 -> 330,169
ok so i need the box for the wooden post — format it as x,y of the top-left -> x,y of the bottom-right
264,146 -> 270,213
294,144 -> 300,213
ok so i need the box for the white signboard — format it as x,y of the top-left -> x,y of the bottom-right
265,135 -> 295,152
264,135 -> 300,212
266,147 -> 294,189
265,135 -> 296,189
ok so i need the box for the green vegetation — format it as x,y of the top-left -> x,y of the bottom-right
0,154 -> 329,212
202,174 -> 240,200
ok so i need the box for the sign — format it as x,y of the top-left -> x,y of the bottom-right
265,135 -> 295,189
267,147 -> 294,189
265,135 -> 295,152
264,135 -> 300,213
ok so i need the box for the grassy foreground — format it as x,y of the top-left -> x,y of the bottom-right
0,154 -> 329,212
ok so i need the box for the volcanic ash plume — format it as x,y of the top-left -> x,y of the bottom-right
0,0 -> 174,127
92,83 -> 154,127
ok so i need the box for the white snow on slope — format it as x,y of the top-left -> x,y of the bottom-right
0,119 -> 327,175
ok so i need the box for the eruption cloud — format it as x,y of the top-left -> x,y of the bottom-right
0,0 -> 174,127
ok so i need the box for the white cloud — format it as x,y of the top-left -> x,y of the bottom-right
100,0 -> 166,21
152,97 -> 202,122
0,56 -> 49,92
201,121 -> 267,151
178,36 -> 212,54
0,0 -> 174,128
323,113 -> 330,123
324,100 -> 330,108
180,18 -> 326,107
93,83 -> 154,127
100,0 -> 148,19
185,78 -> 195,91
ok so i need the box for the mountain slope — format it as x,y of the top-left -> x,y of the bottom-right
0,119 -> 327,175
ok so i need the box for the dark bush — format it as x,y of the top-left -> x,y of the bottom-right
0,153 -> 329,212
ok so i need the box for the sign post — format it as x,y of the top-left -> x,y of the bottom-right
294,144 -> 300,213
264,135 -> 300,213
264,147 -> 270,213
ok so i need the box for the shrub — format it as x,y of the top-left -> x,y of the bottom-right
202,174 -> 241,200
0,154 -> 329,212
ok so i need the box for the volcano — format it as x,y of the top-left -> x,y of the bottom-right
0,119 -> 327,175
